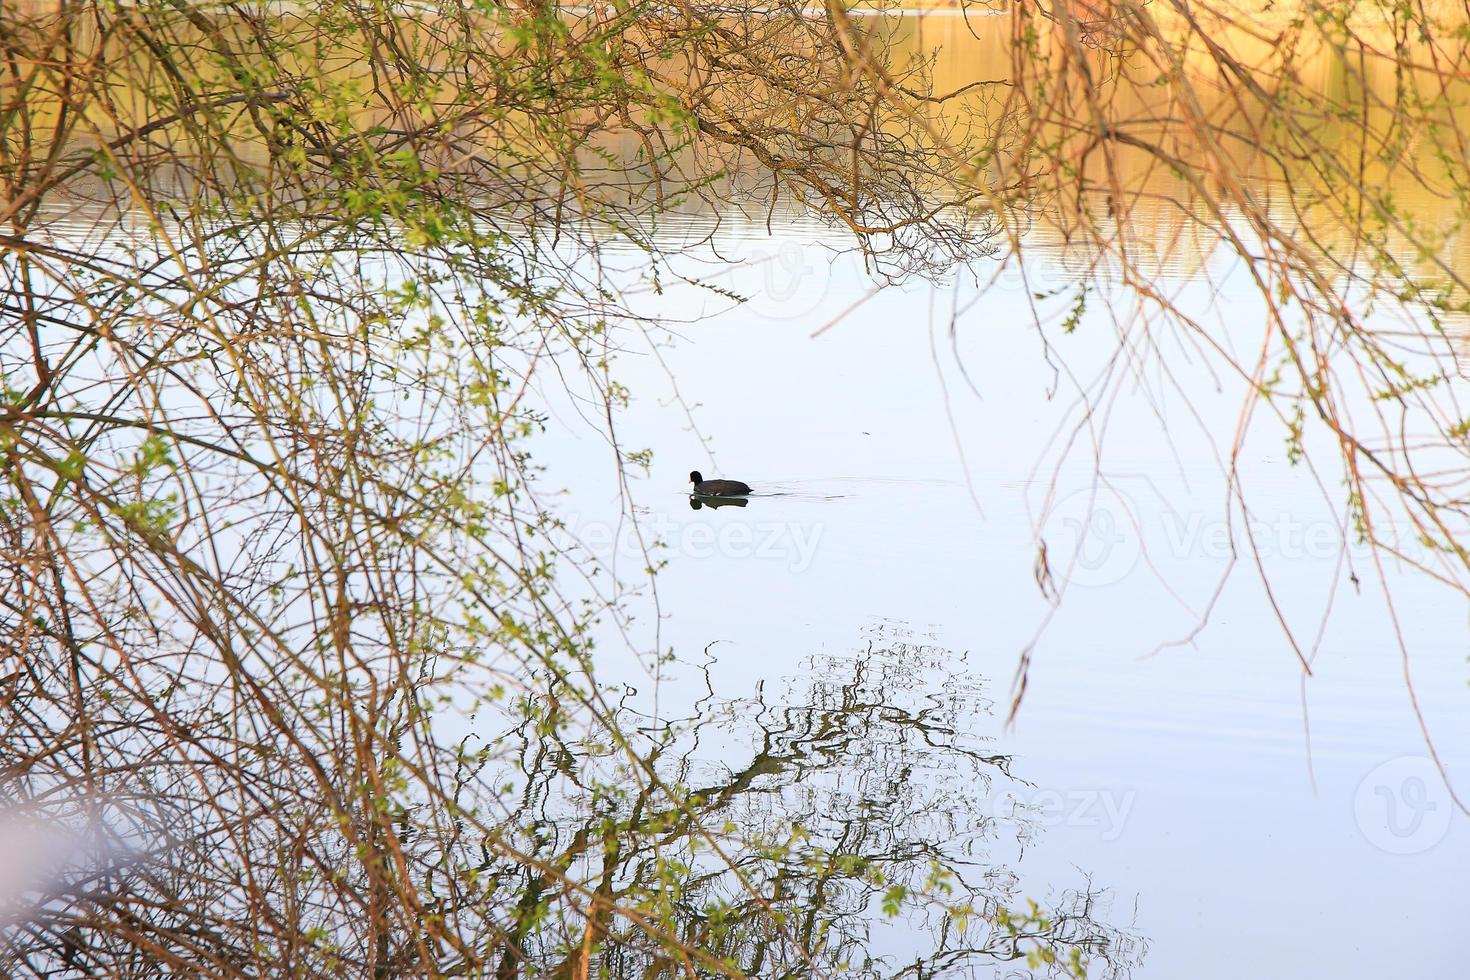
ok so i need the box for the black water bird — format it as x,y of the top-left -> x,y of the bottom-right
689,470 -> 752,496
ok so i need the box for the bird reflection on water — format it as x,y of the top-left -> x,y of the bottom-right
690,494 -> 749,510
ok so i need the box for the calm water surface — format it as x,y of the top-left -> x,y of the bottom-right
540,219 -> 1470,977
25,9 -> 1469,975
529,14 -> 1470,974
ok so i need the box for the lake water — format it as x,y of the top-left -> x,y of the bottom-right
535,225 -> 1470,978
526,14 -> 1470,976
10,3 -> 1469,976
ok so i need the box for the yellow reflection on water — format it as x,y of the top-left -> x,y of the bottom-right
8,1 -> 1470,285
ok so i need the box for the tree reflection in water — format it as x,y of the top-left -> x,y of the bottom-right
482,624 -> 1147,978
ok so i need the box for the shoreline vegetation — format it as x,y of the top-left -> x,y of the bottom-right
2,0 -> 1468,974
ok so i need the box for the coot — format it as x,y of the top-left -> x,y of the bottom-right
689,470 -> 752,496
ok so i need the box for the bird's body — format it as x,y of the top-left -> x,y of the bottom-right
689,470 -> 752,496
